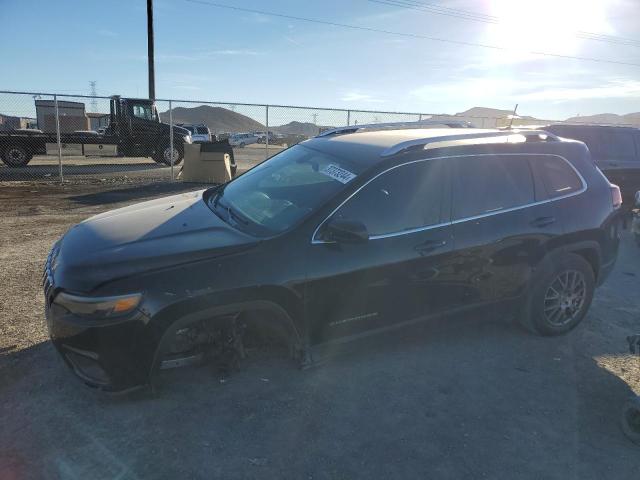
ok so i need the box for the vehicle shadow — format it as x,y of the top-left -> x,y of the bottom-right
1,308 -> 638,480
1,233 -> 638,479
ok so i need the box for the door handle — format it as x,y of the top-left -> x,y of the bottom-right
530,216 -> 556,228
414,239 -> 447,253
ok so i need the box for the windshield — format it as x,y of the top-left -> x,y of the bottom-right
208,144 -> 362,237
132,103 -> 157,121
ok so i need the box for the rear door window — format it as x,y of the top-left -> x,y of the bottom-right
332,159 -> 447,236
529,155 -> 584,199
451,155 -> 535,220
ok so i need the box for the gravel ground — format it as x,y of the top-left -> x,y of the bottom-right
0,179 -> 639,479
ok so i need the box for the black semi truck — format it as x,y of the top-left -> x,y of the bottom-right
0,96 -> 192,167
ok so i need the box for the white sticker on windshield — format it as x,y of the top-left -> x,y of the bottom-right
320,164 -> 356,184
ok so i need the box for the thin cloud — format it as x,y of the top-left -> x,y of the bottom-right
155,50 -> 262,62
174,85 -> 202,91
283,36 -> 301,46
97,29 -> 118,37
207,49 -> 260,56
341,91 -> 384,103
519,80 -> 640,102
249,12 -> 271,23
157,53 -> 198,61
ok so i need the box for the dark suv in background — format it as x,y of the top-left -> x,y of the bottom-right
543,124 -> 640,208
43,124 -> 622,392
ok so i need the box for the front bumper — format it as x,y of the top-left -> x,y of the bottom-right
45,300 -> 157,392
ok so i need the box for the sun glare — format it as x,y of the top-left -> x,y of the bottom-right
488,0 -> 614,59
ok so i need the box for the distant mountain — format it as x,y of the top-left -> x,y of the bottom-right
273,121 -> 331,137
564,112 -> 640,126
159,105 -> 264,133
454,107 -> 540,125
157,104 -> 640,136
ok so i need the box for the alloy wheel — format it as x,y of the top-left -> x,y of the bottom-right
543,270 -> 587,327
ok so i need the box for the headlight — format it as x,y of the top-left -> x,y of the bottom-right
54,292 -> 142,317
183,134 -> 193,144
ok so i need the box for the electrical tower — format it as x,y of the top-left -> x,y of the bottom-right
311,113 -> 318,124
89,81 -> 98,112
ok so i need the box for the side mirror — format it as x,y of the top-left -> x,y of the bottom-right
322,219 -> 369,243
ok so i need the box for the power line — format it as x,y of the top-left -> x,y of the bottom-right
184,0 -> 640,67
370,0 -> 498,24
368,0 -> 640,47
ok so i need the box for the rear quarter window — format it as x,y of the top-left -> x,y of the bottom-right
529,155 -> 584,199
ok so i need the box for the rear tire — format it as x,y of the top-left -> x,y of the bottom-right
2,144 -> 33,167
520,253 -> 595,336
154,145 -> 183,166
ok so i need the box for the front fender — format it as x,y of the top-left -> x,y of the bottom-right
147,290 -> 305,384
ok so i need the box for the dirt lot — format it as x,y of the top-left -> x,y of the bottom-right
1,179 -> 639,479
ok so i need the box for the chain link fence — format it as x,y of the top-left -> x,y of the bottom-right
0,90 -> 630,185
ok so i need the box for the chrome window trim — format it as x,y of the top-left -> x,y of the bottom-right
311,153 -> 587,245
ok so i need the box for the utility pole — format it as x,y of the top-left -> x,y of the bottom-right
508,103 -> 519,129
89,81 -> 98,112
147,0 -> 155,100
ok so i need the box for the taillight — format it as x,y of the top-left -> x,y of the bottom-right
610,183 -> 622,209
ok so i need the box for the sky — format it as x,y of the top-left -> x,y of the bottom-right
1,0 -> 640,122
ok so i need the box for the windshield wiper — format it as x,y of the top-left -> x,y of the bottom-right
212,193 -> 249,227
227,205 -> 249,226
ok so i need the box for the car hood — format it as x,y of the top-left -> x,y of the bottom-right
53,189 -> 257,292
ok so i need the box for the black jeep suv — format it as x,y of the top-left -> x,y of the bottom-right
44,124 -> 622,392
543,124 -> 640,208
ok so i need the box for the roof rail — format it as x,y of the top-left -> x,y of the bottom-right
317,119 -> 473,137
380,129 -> 559,157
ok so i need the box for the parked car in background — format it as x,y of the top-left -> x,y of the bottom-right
278,133 -> 307,147
228,132 -> 259,147
43,123 -> 621,392
256,132 -> 277,144
178,123 -> 212,143
542,124 -> 640,209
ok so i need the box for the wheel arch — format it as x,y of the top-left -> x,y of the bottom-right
148,299 -> 303,383
564,241 -> 602,281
